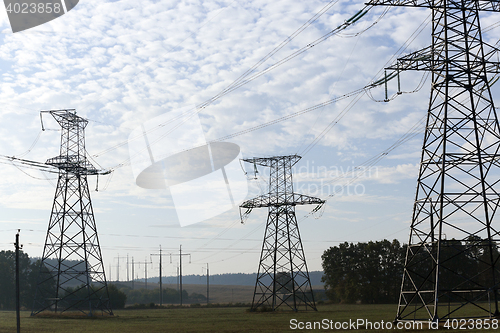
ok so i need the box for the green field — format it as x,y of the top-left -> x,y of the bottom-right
1,304 -> 498,332
124,282 -> 257,304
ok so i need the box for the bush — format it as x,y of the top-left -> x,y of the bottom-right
108,284 -> 127,309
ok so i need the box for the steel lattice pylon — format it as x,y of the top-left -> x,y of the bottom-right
369,0 -> 500,322
31,109 -> 112,316
240,155 -> 324,311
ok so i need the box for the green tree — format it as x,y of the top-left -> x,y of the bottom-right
321,239 -> 405,304
108,284 -> 127,309
62,283 -> 127,310
0,251 -> 15,309
276,271 -> 293,293
0,250 -> 42,309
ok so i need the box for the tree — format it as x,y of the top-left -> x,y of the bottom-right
0,250 -> 42,309
108,284 -> 127,309
0,251 -> 15,309
321,239 -> 405,304
276,271 -> 293,293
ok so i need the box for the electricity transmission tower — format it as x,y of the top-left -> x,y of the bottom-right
368,0 -> 500,322
240,155 -> 324,311
32,109 -> 113,316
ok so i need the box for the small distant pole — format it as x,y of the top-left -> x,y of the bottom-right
136,258 -> 150,290
151,246 -> 169,306
180,246 -> 182,305
159,250 -> 162,305
131,257 -> 134,289
15,229 -> 21,333
179,245 -> 191,306
145,258 -> 148,290
206,263 -> 209,306
114,254 -> 127,282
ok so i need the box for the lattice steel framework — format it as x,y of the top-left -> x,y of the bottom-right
32,109 -> 112,316
368,0 -> 500,322
240,155 -> 324,311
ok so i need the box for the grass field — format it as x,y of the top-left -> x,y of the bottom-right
1,304 -> 498,332
118,282 -> 325,305
130,282 -> 257,304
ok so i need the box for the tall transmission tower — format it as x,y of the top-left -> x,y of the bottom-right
368,0 -> 500,322
240,155 -> 324,311
31,109 -> 113,316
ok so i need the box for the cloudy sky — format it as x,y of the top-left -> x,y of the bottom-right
0,0 -> 499,281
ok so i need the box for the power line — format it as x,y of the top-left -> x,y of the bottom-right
89,4 -> 375,168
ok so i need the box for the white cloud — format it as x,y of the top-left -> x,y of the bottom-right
370,163 -> 419,184
0,0 -> 495,276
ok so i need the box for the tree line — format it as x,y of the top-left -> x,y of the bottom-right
0,250 -> 208,310
0,250 -> 128,310
0,250 -> 39,309
321,237 -> 500,304
321,239 -> 405,304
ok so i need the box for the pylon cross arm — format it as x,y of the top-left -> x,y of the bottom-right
46,158 -> 100,175
242,155 -> 301,168
240,193 -> 324,209
384,44 -> 500,73
367,0 -> 500,11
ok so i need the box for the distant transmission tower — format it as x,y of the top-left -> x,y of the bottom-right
32,109 -> 113,316
369,0 -> 500,322
240,155 -> 324,311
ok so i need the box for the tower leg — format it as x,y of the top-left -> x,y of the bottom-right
32,173 -> 112,316
396,4 -> 500,322
251,206 -> 316,311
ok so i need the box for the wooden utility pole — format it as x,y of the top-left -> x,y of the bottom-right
15,230 -> 21,333
131,257 -> 134,289
206,263 -> 209,306
114,254 -> 127,282
178,245 -> 191,306
136,258 -> 150,290
151,246 -> 169,306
